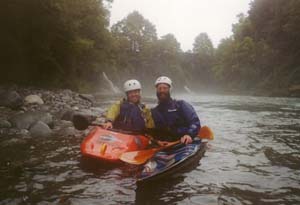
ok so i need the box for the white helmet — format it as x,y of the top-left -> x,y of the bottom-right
124,79 -> 142,92
155,76 -> 172,88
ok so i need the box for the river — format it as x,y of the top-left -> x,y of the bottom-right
1,94 -> 300,204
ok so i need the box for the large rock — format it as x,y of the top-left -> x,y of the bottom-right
58,126 -> 76,136
0,119 -> 12,128
24,95 -> 44,105
29,121 -> 52,137
61,110 -> 75,121
9,111 -> 53,130
0,91 -> 23,109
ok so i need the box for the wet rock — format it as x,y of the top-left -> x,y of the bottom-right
33,183 -> 44,190
61,95 -> 72,102
40,105 -> 50,112
0,91 -> 23,109
59,120 -> 74,127
62,89 -> 73,96
24,95 -> 44,105
72,106 -> 79,111
78,109 -> 98,118
61,110 -> 75,121
20,129 -> 29,136
9,111 -> 53,130
58,126 -> 76,136
79,94 -> 95,103
91,107 -> 104,116
2,137 -> 27,146
71,109 -> 98,130
29,121 -> 52,137
0,119 -> 11,128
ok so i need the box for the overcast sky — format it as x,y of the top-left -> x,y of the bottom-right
109,0 -> 252,51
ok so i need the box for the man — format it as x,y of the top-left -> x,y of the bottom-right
103,79 -> 154,132
151,76 -> 201,144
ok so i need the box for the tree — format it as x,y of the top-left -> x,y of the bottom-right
111,11 -> 157,53
193,33 -> 214,58
0,0 -> 113,91
192,33 -> 215,87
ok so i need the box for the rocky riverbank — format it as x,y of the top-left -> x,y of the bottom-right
0,86 -> 106,139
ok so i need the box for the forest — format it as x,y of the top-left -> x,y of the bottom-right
1,0 -> 299,96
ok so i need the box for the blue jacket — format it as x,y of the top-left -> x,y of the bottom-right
151,99 -> 201,141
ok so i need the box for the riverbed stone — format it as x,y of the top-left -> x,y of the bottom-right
0,120 -> 12,128
79,94 -> 95,103
29,121 -> 52,137
61,110 -> 75,121
9,111 -> 53,130
0,91 -> 23,109
58,126 -> 76,136
24,95 -> 44,105
91,107 -> 104,116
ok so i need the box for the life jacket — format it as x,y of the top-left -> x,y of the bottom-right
113,100 -> 146,132
151,99 -> 188,140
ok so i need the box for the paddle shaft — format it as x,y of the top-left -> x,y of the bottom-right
119,126 -> 214,165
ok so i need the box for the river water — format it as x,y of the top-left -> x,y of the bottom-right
1,94 -> 300,204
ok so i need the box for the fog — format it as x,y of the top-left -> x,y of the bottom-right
110,0 -> 252,51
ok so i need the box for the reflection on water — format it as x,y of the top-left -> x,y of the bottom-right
1,95 -> 300,204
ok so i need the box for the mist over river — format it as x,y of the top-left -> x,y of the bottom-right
1,94 -> 300,205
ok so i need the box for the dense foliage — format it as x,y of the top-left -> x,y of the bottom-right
214,0 -> 300,95
1,0 -> 299,95
1,0 -> 112,91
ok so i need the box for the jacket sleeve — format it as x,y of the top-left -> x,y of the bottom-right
144,106 -> 155,129
177,100 -> 201,138
105,101 -> 121,122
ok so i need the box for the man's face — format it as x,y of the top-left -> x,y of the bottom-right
126,89 -> 141,104
156,83 -> 171,101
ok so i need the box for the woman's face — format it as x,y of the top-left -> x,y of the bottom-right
126,89 -> 141,104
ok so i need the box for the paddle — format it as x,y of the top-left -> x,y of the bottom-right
198,125 -> 214,140
73,114 -> 94,130
119,140 -> 180,165
119,126 -> 214,165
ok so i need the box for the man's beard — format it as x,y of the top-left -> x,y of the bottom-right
156,91 -> 170,103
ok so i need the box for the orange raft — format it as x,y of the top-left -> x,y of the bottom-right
81,127 -> 150,162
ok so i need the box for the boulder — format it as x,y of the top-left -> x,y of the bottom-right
61,110 -> 75,121
72,106 -> 79,111
59,120 -> 74,127
29,121 -> 52,137
0,91 -> 23,109
24,95 -> 44,105
9,111 -> 53,130
58,126 -> 76,136
0,120 -> 12,128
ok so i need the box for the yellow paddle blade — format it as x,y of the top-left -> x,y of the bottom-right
198,126 -> 214,140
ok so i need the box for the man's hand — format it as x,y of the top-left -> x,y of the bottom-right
103,122 -> 113,129
157,140 -> 170,146
181,135 -> 193,144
